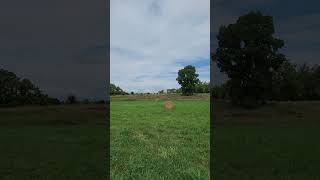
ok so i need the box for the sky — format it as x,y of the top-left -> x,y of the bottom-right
111,0 -> 210,93
211,0 -> 320,85
1,0 -> 318,98
0,0 -> 107,100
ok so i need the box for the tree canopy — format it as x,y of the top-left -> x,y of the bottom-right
0,68 -> 60,106
176,65 -> 199,96
213,11 -> 287,107
110,83 -> 128,95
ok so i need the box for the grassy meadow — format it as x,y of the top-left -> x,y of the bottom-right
111,94 -> 210,179
212,101 -> 320,179
0,104 -> 108,179
2,93 -> 320,180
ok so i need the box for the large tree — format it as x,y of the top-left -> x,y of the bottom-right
176,65 -> 199,96
213,11 -> 287,107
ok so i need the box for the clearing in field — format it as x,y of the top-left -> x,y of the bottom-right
111,94 -> 210,179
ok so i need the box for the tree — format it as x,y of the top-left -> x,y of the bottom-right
297,64 -> 320,100
176,65 -> 199,96
0,68 -> 60,106
271,61 -> 302,101
214,11 -> 287,107
211,83 -> 228,99
110,83 -> 128,95
66,94 -> 77,104
195,81 -> 210,93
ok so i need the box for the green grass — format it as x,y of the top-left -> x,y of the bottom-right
111,96 -> 210,179
3,94 -> 319,180
213,101 -> 320,180
0,104 -> 107,179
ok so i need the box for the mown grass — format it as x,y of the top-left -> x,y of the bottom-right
111,93 -> 210,101
111,95 -> 210,179
0,104 -> 108,180
212,101 -> 320,180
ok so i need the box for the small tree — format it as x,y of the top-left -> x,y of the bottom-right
66,94 -> 77,104
176,65 -> 199,96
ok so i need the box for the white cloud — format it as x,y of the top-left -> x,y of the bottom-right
111,0 -> 210,92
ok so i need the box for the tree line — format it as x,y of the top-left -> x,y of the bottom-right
0,68 -> 108,107
0,68 -> 60,107
212,63 -> 320,101
110,68 -> 209,96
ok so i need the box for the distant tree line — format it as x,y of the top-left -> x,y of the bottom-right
64,94 -> 106,104
156,81 -> 209,95
212,63 -> 320,101
0,68 -> 108,107
195,81 -> 210,93
0,68 -> 60,107
271,62 -> 320,101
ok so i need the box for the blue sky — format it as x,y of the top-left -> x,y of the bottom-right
111,0 -> 210,93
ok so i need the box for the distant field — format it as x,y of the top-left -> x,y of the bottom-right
111,93 -> 210,101
212,101 -> 320,179
111,94 -> 210,179
0,104 -> 107,179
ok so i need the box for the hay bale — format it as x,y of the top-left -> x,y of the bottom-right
164,101 -> 174,110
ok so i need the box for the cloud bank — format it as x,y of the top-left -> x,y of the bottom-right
111,0 -> 210,93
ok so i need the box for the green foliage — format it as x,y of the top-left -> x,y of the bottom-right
211,83 -> 229,99
0,68 -> 60,106
176,65 -> 199,96
110,83 -> 128,95
195,81 -> 210,93
214,11 -> 287,107
213,63 -> 320,102
271,63 -> 320,101
271,61 -> 301,101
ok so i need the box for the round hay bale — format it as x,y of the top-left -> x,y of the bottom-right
164,101 -> 174,110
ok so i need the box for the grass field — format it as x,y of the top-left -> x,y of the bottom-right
0,104 -> 107,179
2,94 -> 320,180
111,94 -> 210,179
212,101 -> 320,179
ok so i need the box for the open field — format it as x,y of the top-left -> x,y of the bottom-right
0,104 -> 108,179
212,101 -> 320,179
111,94 -> 210,179
111,93 -> 210,101
2,94 -> 319,179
